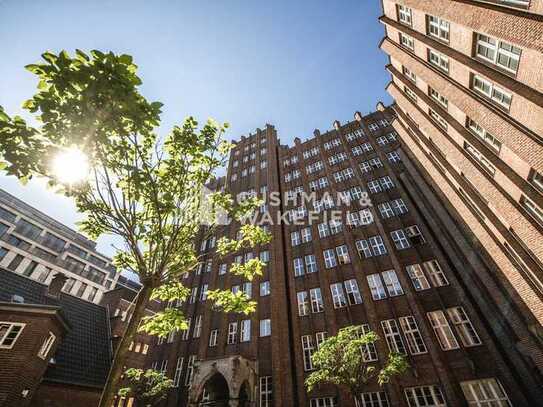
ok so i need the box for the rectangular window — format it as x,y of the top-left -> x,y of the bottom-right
381,270 -> 404,296
38,331 -> 56,359
475,33 -> 521,74
359,391 -> 390,407
423,260 -> 449,287
405,385 -> 446,407
240,319 -> 251,342
447,307 -> 482,347
406,264 -> 431,291
367,274 -> 388,300
310,398 -> 337,407
472,75 -> 512,109
209,329 -> 218,347
318,222 -> 330,238
323,249 -> 338,269
466,118 -> 502,153
429,87 -> 448,109
427,15 -> 450,42
400,33 -> 415,51
460,378 -> 511,406
397,4 -> 412,25
344,279 -> 363,305
427,310 -> 460,350
173,357 -> 184,387
260,376 -> 273,407
521,195 -> 543,225
260,319 -> 271,337
399,316 -> 427,355
301,227 -> 312,243
260,281 -> 271,296
403,66 -> 417,83
464,142 -> 496,175
302,335 -> 315,371
294,257 -> 305,277
227,322 -> 238,344
330,283 -> 347,308
297,291 -> 309,316
310,288 -> 324,313
405,86 -> 418,102
358,208 -> 373,225
381,319 -> 406,354
291,231 -> 301,246
391,229 -> 411,250
428,49 -> 449,73
193,315 -> 202,338
360,324 -> 378,362
185,355 -> 196,386
335,245 -> 351,264
305,254 -> 318,273
429,108 -> 448,130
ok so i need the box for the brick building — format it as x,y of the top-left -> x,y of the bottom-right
145,104 -> 542,406
379,0 -> 543,402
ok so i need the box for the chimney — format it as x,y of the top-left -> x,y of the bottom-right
333,120 -> 341,130
47,273 -> 68,299
313,129 -> 321,138
354,111 -> 363,122
376,101 -> 386,112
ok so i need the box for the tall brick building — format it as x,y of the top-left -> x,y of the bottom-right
145,104 -> 542,406
379,0 -> 543,402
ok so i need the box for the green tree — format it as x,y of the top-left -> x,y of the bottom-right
305,326 -> 408,404
0,50 -> 269,407
118,368 -> 174,406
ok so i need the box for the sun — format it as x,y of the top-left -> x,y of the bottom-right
52,147 -> 89,185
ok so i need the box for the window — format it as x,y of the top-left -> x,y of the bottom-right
260,281 -> 270,296
427,310 -> 460,350
185,355 -> 196,386
330,283 -> 347,308
403,66 -> 417,83
428,49 -> 449,73
240,319 -> 251,342
406,264 -> 431,291
405,385 -> 446,407
360,324 -> 378,362
423,260 -> 449,287
367,274 -> 387,300
219,263 -> 227,275
310,288 -> 324,313
209,329 -> 218,347
356,235 -> 387,258
329,219 -> 343,234
391,229 -> 411,250
200,284 -> 208,301
260,319 -> 271,337
397,4 -> 412,25
301,227 -> 312,243
530,170 -> 543,192
405,225 -> 426,245
297,291 -> 309,316
305,254 -> 318,273
427,15 -> 449,42
302,335 -> 315,371
447,307 -> 481,347
475,33 -> 521,74
521,195 -> 543,225
260,376 -> 273,407
399,316 -> 427,355
7,254 -> 24,271
358,391 -> 390,407
294,257 -> 305,277
460,378 -> 511,406
346,128 -> 365,141
405,86 -> 418,102
310,398 -> 337,407
344,279 -> 363,305
323,249 -> 338,269
181,319 -> 191,340
335,245 -> 351,264
429,87 -> 448,109
160,359 -> 168,375
429,108 -> 448,130
173,357 -> 183,387
37,332 -> 56,359
387,151 -> 401,163
400,33 -> 415,51
382,270 -> 404,296
464,142 -> 496,175
381,319 -> 406,354
472,75 -> 512,109
466,118 -> 502,153
291,231 -> 301,246
193,315 -> 202,338
227,322 -> 238,344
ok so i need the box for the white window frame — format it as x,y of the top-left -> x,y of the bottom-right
427,310 -> 460,350
0,322 -> 25,349
38,331 -> 56,359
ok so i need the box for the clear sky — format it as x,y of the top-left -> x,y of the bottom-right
0,0 -> 391,259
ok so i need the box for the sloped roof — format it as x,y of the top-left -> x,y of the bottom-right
0,268 -> 111,388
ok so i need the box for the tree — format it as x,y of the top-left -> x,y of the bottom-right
305,326 -> 408,405
0,50 -> 269,407
118,368 -> 174,406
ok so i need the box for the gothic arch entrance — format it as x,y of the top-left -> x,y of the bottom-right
198,373 -> 230,406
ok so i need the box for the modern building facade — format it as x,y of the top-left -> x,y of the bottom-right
145,105 -> 542,406
379,0 -> 543,402
0,188 -> 121,304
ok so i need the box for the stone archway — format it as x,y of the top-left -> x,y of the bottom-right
188,356 -> 257,407
198,372 -> 230,406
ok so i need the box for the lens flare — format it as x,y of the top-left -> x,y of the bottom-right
52,147 -> 89,184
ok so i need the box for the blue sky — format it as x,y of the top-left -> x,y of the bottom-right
0,0 -> 391,258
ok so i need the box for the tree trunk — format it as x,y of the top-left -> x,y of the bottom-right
99,283 -> 154,407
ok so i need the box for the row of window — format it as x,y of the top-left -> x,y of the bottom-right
0,322 -> 56,360
230,160 -> 267,181
232,147 -> 268,166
